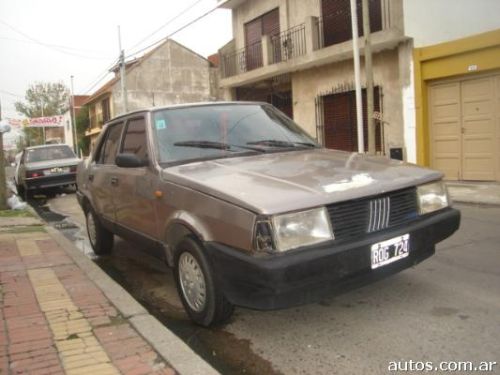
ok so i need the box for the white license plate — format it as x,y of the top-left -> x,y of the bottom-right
44,167 -> 70,175
371,234 -> 410,269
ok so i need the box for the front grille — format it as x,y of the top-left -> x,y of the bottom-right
326,187 -> 418,242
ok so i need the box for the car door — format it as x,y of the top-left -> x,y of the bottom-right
87,121 -> 124,224
113,116 -> 159,240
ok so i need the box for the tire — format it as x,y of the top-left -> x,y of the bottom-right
173,236 -> 234,327
16,183 -> 25,198
85,206 -> 114,255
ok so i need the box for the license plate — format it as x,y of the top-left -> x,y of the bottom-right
371,234 -> 410,269
44,167 -> 69,175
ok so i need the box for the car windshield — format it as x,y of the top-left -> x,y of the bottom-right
151,104 -> 318,164
25,145 -> 75,163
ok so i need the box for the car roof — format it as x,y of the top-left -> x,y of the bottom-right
105,101 -> 268,124
24,144 -> 72,151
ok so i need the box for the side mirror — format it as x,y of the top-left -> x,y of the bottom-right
0,124 -> 11,133
115,153 -> 148,168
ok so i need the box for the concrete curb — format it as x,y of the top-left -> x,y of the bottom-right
20,209 -> 218,375
446,183 -> 500,207
45,226 -> 219,375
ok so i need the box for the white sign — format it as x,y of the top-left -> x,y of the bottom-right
28,115 -> 64,128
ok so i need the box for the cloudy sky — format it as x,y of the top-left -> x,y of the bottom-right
0,0 -> 232,122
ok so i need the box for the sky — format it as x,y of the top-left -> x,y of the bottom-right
0,0 -> 233,134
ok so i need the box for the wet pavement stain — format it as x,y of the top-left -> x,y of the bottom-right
430,306 -> 459,317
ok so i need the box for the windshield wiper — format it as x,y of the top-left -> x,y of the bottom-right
173,140 -> 265,152
247,139 -> 317,148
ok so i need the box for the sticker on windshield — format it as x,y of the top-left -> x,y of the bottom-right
155,119 -> 167,130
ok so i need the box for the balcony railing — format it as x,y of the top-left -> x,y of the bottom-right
221,41 -> 262,78
221,23 -> 306,78
220,0 -> 387,80
270,24 -> 306,64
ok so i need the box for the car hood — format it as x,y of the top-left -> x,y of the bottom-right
25,158 -> 80,170
162,149 -> 442,215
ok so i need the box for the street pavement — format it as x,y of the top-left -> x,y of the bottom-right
41,191 -> 500,374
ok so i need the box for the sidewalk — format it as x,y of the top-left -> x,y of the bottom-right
446,181 -> 500,206
0,218 -> 217,375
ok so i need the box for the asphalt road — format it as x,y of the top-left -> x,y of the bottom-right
39,192 -> 500,374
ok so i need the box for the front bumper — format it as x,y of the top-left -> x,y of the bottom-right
205,208 -> 460,310
25,173 -> 76,190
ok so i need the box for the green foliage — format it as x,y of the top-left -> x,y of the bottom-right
0,209 -> 34,218
76,105 -> 90,155
15,82 -> 70,148
15,81 -> 69,118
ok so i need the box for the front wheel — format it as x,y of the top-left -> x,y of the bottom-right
85,206 -> 114,255
174,236 -> 234,327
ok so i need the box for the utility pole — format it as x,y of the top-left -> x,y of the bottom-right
70,76 -> 79,156
0,99 -> 7,209
41,100 -> 46,145
362,0 -> 375,154
118,26 -> 128,114
350,0 -> 364,153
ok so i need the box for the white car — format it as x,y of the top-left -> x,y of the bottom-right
15,144 -> 80,196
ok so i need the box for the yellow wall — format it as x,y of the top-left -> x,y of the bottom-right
413,28 -> 500,166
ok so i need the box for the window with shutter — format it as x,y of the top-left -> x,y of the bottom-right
244,8 -> 280,71
321,0 -> 382,47
323,87 -> 381,152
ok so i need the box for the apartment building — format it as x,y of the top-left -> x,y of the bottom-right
84,39 -> 220,147
218,0 -> 408,160
217,0 -> 500,181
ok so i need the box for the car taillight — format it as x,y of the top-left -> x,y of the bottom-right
26,170 -> 43,178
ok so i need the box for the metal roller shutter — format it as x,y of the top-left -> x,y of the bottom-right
244,8 -> 280,71
323,88 -> 381,152
321,0 -> 382,47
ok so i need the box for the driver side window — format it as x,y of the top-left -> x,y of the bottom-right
96,122 -> 124,165
121,117 -> 147,161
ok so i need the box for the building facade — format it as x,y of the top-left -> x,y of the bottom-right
403,0 -> 500,181
85,39 -> 220,147
61,95 -> 90,150
218,0 -> 409,160
218,0 -> 500,181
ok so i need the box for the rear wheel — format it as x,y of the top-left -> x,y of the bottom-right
174,236 -> 234,327
15,183 -> 25,198
85,206 -> 113,255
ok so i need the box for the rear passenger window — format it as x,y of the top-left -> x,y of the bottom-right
97,123 -> 124,165
121,118 -> 147,161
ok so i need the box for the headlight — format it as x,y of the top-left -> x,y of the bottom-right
270,207 -> 334,252
417,181 -> 450,215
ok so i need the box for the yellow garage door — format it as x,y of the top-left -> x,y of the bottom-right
429,74 -> 500,181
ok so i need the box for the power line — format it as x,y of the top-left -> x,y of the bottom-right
0,35 -> 112,57
82,58 -> 120,95
0,19 -> 109,60
0,89 -> 23,99
82,0 -> 219,95
127,0 -> 206,54
125,1 -> 222,59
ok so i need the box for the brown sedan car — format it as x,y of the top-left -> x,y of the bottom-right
77,102 -> 460,326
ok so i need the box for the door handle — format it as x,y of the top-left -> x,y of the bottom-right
88,174 -> 94,182
110,177 -> 119,186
